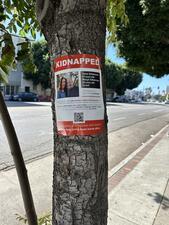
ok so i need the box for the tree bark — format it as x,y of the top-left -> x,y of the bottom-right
36,1 -> 108,225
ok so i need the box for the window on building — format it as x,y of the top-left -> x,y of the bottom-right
25,86 -> 30,92
6,85 -> 10,95
15,86 -> 19,94
11,86 -> 15,95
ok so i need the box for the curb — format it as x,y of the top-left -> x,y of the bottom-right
108,124 -> 169,192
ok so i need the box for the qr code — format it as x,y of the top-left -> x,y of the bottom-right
74,112 -> 84,123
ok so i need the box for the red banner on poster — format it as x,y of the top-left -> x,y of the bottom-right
57,120 -> 104,136
54,54 -> 100,72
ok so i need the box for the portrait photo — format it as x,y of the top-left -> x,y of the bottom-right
57,72 -> 79,99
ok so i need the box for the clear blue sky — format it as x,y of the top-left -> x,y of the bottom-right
106,45 -> 169,94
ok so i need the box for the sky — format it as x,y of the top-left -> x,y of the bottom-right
106,45 -> 169,94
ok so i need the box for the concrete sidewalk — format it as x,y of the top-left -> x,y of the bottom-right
0,126 -> 169,225
108,125 -> 169,225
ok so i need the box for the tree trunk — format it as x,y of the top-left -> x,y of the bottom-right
36,1 -> 108,225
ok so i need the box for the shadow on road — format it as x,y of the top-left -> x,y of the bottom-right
148,192 -> 169,210
5,101 -> 50,107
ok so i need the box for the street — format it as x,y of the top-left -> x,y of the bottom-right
107,102 -> 169,132
0,101 -> 169,170
0,102 -> 53,169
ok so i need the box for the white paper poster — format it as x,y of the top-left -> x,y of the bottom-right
54,54 -> 105,136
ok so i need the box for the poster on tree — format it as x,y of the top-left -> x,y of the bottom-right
54,54 -> 105,136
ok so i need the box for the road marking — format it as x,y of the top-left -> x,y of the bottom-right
138,113 -> 146,116
153,109 -> 165,113
113,117 -> 126,121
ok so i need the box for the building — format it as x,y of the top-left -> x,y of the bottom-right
0,34 -> 35,96
1,63 -> 35,96
166,86 -> 169,94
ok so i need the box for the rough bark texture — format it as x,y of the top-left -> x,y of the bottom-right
36,1 -> 108,224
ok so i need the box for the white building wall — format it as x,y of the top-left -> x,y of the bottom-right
1,34 -> 50,97
1,34 -> 34,95
20,72 -> 34,92
166,86 -> 169,94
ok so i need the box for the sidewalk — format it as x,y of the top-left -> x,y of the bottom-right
108,125 -> 169,225
0,126 -> 169,225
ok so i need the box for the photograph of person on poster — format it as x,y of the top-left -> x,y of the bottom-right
57,77 -> 68,98
57,72 -> 79,99
67,74 -> 79,97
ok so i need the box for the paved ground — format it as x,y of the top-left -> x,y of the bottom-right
0,102 -> 53,169
107,102 -> 169,132
108,125 -> 169,225
0,102 -> 169,170
0,123 -> 168,225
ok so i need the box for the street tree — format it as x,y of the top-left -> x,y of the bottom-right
105,58 -> 123,91
144,87 -> 152,100
0,1 -> 127,225
23,41 -> 51,89
105,59 -> 142,95
115,68 -> 142,95
113,0 -> 169,77
36,2 -> 108,224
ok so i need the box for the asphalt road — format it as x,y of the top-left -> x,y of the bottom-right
0,101 -> 169,170
107,102 -> 169,132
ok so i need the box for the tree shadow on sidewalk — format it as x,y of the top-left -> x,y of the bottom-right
148,192 -> 169,210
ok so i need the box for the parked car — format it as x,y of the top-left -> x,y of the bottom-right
13,92 -> 39,102
106,96 -> 114,102
38,95 -> 51,102
129,98 -> 142,103
4,95 -> 13,101
165,100 -> 169,104
113,96 -> 129,103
